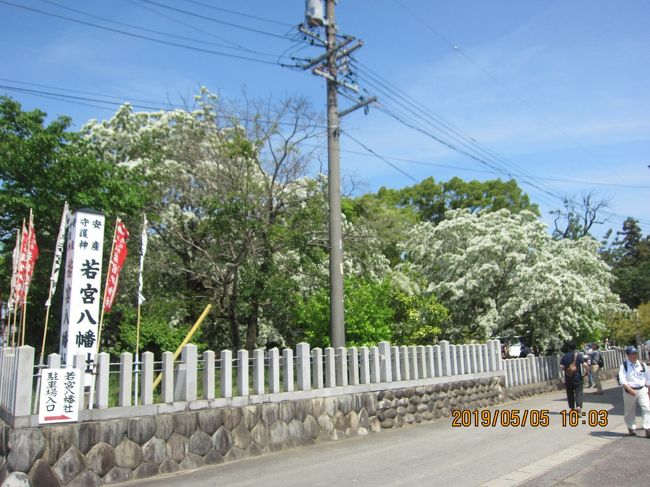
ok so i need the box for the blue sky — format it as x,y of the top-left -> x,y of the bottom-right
2,0 -> 650,238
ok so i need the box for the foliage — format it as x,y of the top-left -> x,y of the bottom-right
601,218 -> 650,308
606,302 -> 650,344
0,96 -> 147,349
300,276 -> 448,348
401,209 -> 625,347
354,176 -> 539,225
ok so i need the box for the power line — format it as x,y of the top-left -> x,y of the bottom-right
37,0 -> 281,59
175,0 -> 293,27
0,1 -> 283,66
349,62 -> 649,225
349,60 -> 637,219
319,142 -> 650,190
391,0 -> 614,172
341,131 -> 419,183
124,0 -> 288,59
135,0 -> 295,41
0,83 -> 330,130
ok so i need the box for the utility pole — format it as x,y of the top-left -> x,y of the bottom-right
300,0 -> 377,348
325,0 -> 345,349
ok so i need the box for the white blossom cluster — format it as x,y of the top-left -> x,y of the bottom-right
401,209 -> 626,345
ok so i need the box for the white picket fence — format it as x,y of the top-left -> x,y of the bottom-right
0,340 -> 504,417
0,342 -> 634,419
503,348 -> 628,388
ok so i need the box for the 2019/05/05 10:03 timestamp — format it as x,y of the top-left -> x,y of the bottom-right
451,409 -> 609,428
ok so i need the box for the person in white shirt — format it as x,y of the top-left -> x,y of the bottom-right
618,346 -> 650,437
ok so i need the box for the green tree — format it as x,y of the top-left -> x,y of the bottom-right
299,276 -> 448,348
401,209 -> 625,347
0,96 -> 146,350
602,218 -> 650,307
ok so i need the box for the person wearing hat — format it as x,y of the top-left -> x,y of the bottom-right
619,346 -> 650,437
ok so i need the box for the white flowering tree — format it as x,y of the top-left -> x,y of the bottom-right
401,209 -> 625,347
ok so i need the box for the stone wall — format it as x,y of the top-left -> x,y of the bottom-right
0,375 -> 505,486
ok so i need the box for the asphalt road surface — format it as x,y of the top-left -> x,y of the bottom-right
120,379 -> 649,487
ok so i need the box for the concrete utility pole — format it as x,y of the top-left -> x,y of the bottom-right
301,0 -> 377,348
325,0 -> 345,349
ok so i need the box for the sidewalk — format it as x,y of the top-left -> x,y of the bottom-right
521,433 -> 650,486
119,378 -> 642,487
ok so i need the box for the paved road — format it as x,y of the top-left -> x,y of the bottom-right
121,380 -> 646,487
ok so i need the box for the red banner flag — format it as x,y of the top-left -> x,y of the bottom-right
14,222 -> 29,307
103,219 -> 129,313
20,216 -> 39,306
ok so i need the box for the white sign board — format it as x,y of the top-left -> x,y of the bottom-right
59,210 -> 105,382
38,368 -> 81,424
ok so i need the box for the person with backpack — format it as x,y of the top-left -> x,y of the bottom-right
619,346 -> 650,437
560,342 -> 587,411
589,343 -> 604,394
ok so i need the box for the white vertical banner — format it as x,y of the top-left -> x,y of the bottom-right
45,202 -> 70,307
59,210 -> 105,382
137,214 -> 147,305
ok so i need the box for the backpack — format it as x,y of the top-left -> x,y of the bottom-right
565,352 -> 579,377
617,360 -> 646,385
597,354 -> 604,368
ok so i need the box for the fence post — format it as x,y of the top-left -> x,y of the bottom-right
161,351 -> 174,403
203,351 -> 215,400
268,348 -> 280,393
47,353 -> 61,368
312,347 -> 324,389
439,340 -> 451,376
409,346 -> 419,380
181,344 -> 198,401
253,349 -> 265,395
348,347 -> 359,386
455,345 -> 467,375
324,347 -> 336,387
391,346 -> 401,381
527,354 -> 538,383
359,346 -> 370,384
141,352 -> 154,405
426,345 -> 435,377
470,345 -> 478,374
417,345 -> 427,378
378,341 -> 392,382
370,347 -> 381,383
476,344 -> 484,373
238,349 -> 249,396
95,352 -> 110,409
336,347 -> 348,387
283,348 -> 294,392
296,343 -> 311,391
400,346 -> 410,381
119,352 -> 133,407
432,345 -> 441,377
220,350 -> 233,398
13,346 -> 35,416
493,340 -> 504,371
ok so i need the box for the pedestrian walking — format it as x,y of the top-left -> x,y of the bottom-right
619,346 -> 650,437
584,343 -> 594,387
589,343 -> 603,394
560,342 -> 586,412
